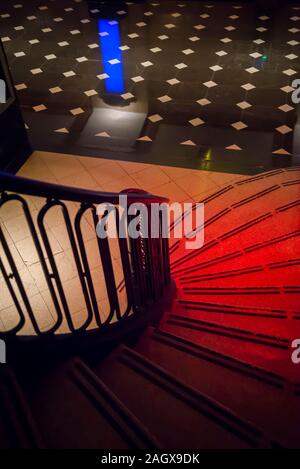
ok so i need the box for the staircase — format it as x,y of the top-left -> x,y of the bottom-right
0,167 -> 299,449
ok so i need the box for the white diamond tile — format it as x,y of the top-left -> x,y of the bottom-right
30,68 -> 42,75
281,85 -> 294,93
231,121 -> 248,130
282,69 -> 297,76
45,54 -> 56,60
189,117 -> 204,127
246,67 -> 259,74
76,56 -> 88,63
276,125 -> 292,134
241,83 -> 255,91
108,58 -> 120,65
70,107 -> 85,116
180,140 -> 196,146
182,48 -> 194,55
249,52 -> 262,58
215,50 -> 227,56
97,73 -> 109,80
167,78 -> 180,85
236,101 -> 252,109
84,89 -> 98,97
33,104 -> 47,112
197,98 -> 211,106
148,114 -> 163,123
63,70 -> 76,77
210,65 -> 223,72
121,92 -> 134,100
203,80 -> 217,88
278,104 -> 294,112
131,76 -> 144,83
285,54 -> 298,60
220,37 -> 232,43
15,83 -> 27,91
175,63 -> 187,69
158,95 -> 172,103
49,86 -> 62,94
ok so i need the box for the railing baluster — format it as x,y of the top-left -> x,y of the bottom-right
38,200 -> 94,332
0,172 -> 171,338
92,208 -> 121,324
74,203 -> 104,328
0,223 -> 41,334
0,253 -> 26,335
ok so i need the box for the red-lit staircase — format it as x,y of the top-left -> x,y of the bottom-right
0,167 -> 299,448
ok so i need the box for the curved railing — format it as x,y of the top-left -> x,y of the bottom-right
0,171 -> 170,339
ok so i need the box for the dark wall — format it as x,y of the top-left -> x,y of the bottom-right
0,41 -> 31,173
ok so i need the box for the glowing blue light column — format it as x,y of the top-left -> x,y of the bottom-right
98,19 -> 124,94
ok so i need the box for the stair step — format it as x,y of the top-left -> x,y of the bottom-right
171,201 -> 300,274
160,313 -> 299,382
27,357 -> 158,449
173,301 -> 300,341
134,327 -> 300,448
94,345 -> 277,449
0,366 -> 43,448
175,234 -> 300,278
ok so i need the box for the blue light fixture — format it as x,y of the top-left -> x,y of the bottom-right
98,19 -> 124,94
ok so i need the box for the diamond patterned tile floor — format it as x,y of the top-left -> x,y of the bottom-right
0,0 -> 299,173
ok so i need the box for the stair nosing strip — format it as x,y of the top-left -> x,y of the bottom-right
151,328 -> 286,388
119,346 -> 273,448
67,359 -> 160,449
167,314 -> 289,349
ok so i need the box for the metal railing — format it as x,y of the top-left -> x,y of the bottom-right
0,171 -> 170,338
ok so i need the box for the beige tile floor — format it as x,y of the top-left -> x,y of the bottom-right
0,151 -> 244,335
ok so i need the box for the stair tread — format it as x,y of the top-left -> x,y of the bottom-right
159,316 -> 299,382
26,357 -> 157,449
94,345 -> 274,449
171,303 -> 300,341
134,327 -> 300,448
0,366 -> 43,449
